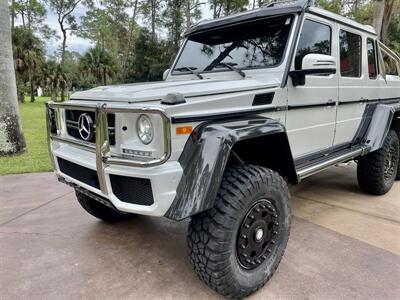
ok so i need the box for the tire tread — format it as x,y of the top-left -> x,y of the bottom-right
187,165 -> 290,299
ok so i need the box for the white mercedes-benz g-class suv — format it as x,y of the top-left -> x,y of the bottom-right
47,0 -> 400,298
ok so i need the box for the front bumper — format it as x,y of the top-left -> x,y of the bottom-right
47,102 -> 182,217
51,144 -> 182,216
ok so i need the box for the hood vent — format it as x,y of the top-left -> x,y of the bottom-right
252,92 -> 274,106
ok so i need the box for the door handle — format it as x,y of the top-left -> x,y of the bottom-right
326,99 -> 336,107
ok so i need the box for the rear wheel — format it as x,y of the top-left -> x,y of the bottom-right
394,118 -> 400,180
357,130 -> 399,195
76,190 -> 131,223
187,165 -> 291,299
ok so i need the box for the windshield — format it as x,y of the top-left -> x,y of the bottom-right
172,15 -> 294,76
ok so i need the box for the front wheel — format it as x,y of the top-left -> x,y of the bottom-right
187,165 -> 291,299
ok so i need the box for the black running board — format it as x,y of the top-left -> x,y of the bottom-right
296,145 -> 368,180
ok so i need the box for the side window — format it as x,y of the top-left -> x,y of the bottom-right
340,30 -> 362,77
294,19 -> 331,70
382,51 -> 399,76
367,38 -> 377,79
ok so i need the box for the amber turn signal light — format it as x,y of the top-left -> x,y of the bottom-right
176,126 -> 193,135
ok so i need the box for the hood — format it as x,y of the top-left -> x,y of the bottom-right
70,78 -> 280,103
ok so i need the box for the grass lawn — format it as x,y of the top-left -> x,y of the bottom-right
0,97 -> 53,175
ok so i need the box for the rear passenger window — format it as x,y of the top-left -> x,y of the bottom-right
367,39 -> 377,79
340,30 -> 362,77
295,19 -> 331,70
382,51 -> 399,76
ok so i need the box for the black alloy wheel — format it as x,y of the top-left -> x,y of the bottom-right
237,200 -> 280,270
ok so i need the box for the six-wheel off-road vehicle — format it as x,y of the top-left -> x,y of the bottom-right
46,0 -> 400,298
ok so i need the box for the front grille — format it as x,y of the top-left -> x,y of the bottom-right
58,158 -> 100,189
65,110 -> 116,145
110,175 -> 154,206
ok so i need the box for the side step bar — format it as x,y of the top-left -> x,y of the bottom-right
296,146 -> 368,180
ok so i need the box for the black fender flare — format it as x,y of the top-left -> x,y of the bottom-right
165,116 -> 296,221
365,103 -> 400,152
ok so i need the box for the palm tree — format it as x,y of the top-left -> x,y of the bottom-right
40,59 -> 67,102
79,46 -> 117,86
12,26 -> 45,102
0,0 -> 26,155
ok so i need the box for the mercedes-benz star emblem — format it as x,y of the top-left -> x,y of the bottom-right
78,113 -> 94,141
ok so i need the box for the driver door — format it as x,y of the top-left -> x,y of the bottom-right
286,16 -> 339,159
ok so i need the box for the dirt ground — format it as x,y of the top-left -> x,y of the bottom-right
1,163 -> 399,299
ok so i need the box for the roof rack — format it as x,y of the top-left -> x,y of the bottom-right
185,0 -> 311,36
265,0 -> 313,9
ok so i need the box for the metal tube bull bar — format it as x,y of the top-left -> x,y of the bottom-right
46,101 -> 172,195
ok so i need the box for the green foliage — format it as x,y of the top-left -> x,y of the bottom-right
125,28 -> 171,82
209,0 -> 249,18
40,59 -> 66,100
79,45 -> 119,86
79,3 -> 131,53
11,0 -> 55,38
350,1 -> 374,24
12,26 -> 45,102
387,7 -> 400,55
315,0 -> 341,14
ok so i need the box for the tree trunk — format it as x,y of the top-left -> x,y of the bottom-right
28,70 -> 35,103
28,0 -> 32,31
60,29 -> 67,102
18,90 -> 25,103
0,1 -> 26,155
373,0 -> 385,39
51,85 -> 57,102
185,0 -> 191,30
213,0 -> 217,18
151,0 -> 156,40
381,0 -> 395,43
11,0 -> 15,33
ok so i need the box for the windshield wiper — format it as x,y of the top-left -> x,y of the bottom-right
208,62 -> 246,78
174,67 -> 204,79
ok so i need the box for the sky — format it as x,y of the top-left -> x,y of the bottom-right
16,2 -> 213,57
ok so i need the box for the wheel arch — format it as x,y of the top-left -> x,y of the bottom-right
230,132 -> 297,184
164,117 -> 297,221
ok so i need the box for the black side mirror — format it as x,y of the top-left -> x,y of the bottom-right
289,68 -> 336,86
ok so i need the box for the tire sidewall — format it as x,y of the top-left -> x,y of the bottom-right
383,132 -> 399,190
227,173 -> 291,289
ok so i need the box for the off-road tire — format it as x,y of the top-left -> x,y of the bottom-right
357,130 -> 400,195
187,165 -> 291,299
76,190 -> 130,222
394,117 -> 400,180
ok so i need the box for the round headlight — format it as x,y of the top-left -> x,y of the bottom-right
137,114 -> 154,145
